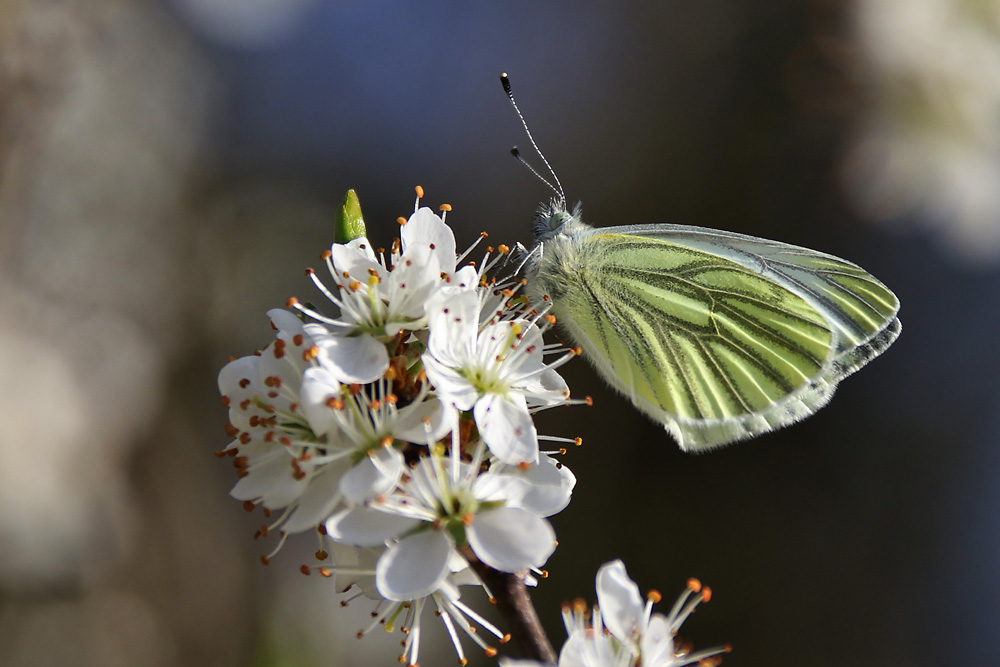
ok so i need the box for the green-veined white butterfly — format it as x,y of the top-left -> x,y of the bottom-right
502,74 -> 901,451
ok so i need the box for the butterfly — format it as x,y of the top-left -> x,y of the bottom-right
502,74 -> 901,451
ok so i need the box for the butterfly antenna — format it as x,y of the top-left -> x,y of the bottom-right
510,147 -> 559,197
500,72 -> 566,208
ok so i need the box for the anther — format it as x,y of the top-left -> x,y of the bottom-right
286,297 -> 299,307
300,565 -> 311,576
439,203 -> 452,212
415,185 -> 424,199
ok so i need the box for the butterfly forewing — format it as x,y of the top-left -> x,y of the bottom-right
615,224 -> 900,352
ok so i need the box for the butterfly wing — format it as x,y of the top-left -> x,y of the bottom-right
531,223 -> 900,451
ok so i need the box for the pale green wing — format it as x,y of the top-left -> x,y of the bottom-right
532,223 -> 900,451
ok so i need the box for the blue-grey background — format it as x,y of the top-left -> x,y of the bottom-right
2,1 -> 997,666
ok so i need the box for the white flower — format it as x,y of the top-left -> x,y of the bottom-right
218,310 -> 329,518
298,207 -> 464,383
422,289 -> 572,464
311,541 -> 509,667
217,309 -> 454,537
325,445 -> 571,602
501,560 -> 729,667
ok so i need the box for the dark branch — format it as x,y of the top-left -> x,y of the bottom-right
471,560 -> 557,664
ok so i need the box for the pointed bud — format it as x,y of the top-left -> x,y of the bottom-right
336,189 -> 367,242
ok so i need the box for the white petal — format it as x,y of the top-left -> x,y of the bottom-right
466,507 -> 555,573
401,207 -> 456,273
474,393 -> 538,464
520,367 -> 571,406
501,455 -> 576,517
375,530 -> 452,601
386,244 -> 440,324
307,327 -> 388,384
325,506 -> 420,547
299,366 -> 342,437
230,452 -> 305,508
393,397 -> 455,444
339,447 -> 404,504
596,560 -> 645,645
559,631 -> 613,667
426,289 -> 481,366
281,460 -> 348,533
331,239 -> 381,279
641,614 -> 676,667
266,308 -> 306,337
450,265 -> 479,290
256,344 -> 307,402
505,322 -> 547,377
217,355 -> 260,397
422,355 -> 478,411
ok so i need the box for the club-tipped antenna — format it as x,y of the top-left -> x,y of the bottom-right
500,73 -> 566,207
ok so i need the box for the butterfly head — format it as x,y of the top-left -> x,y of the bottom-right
532,198 -> 586,241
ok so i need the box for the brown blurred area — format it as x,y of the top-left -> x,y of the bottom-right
0,1 -> 251,664
1,1 -> 998,666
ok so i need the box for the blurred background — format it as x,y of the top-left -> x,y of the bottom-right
2,1 -> 999,665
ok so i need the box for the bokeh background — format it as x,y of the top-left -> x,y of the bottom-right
2,1 -> 999,665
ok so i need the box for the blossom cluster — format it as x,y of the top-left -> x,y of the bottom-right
217,189 -> 726,666
218,190 -> 582,663
502,561 -> 729,667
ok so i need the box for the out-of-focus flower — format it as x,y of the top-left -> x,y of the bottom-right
845,0 -> 1000,262
502,560 -> 729,667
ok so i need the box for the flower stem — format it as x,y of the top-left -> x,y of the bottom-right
471,561 -> 557,664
